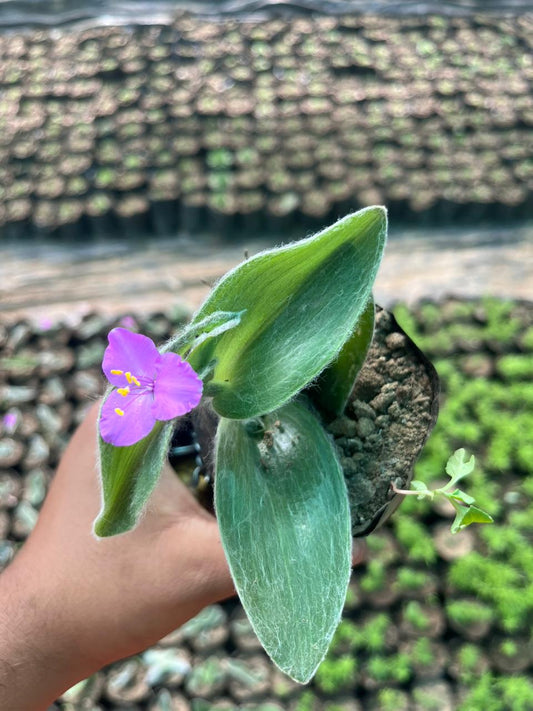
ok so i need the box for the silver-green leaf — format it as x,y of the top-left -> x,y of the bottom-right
190,206 -> 387,419
94,419 -> 173,537
215,399 -> 352,683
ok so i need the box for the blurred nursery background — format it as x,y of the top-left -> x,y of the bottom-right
0,0 -> 532,709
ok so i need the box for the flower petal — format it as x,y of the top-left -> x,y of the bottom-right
152,353 -> 203,421
102,328 -> 159,387
100,389 -> 156,446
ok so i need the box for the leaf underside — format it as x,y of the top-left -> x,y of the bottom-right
215,399 -> 352,683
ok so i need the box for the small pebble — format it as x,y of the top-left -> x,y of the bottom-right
23,434 -> 49,469
385,331 -> 407,350
328,417 -> 357,438
39,376 -> 67,405
352,400 -> 376,420
357,417 -> 375,438
12,500 -> 39,538
0,438 -> 25,468
0,385 -> 37,406
0,472 -> 21,509
38,348 -> 75,377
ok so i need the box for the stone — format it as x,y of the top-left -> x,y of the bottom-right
6,322 -> 32,352
434,523 -> 475,561
38,348 -> 75,376
1,350 -> 39,381
142,648 -> 191,688
351,400 -> 376,420
22,468 -> 48,507
270,668 -> 301,700
104,658 -> 150,704
0,510 -> 10,538
69,370 -> 103,401
356,416 -> 375,438
22,434 -> 49,469
39,376 -> 67,405
0,541 -> 15,572
184,656 -> 227,699
0,472 -> 21,509
0,384 -> 37,406
385,331 -> 407,350
148,690 -> 190,711
230,608 -> 262,653
35,403 -> 63,438
0,438 -> 24,467
412,680 -> 454,711
77,314 -> 110,341
179,605 -> 229,653
18,411 -> 40,439
225,656 -> 272,703
76,340 -> 106,369
59,673 -> 104,704
327,416 -> 358,438
12,500 -> 39,538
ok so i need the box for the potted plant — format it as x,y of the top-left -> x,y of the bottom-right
90,206 -> 442,685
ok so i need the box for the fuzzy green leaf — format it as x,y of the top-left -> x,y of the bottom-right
448,488 -> 476,506
451,505 -> 494,534
411,480 -> 429,492
445,448 -> 475,484
94,420 -> 173,537
189,207 -> 387,419
163,310 -> 245,358
215,399 -> 352,682
310,296 -> 375,419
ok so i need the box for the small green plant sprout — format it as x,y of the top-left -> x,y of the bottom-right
392,448 -> 494,534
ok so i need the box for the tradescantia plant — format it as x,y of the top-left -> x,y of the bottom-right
94,206 -> 388,681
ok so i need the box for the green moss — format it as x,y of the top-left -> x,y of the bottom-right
394,567 -> 432,593
393,518 -> 437,564
366,653 -> 411,684
376,688 -> 409,711
291,691 -> 319,711
448,553 -> 532,632
360,560 -> 387,593
446,599 -> 494,626
314,655 -> 357,694
403,601 -> 431,631
410,637 -> 435,666
497,354 -> 533,381
458,673 -> 533,711
361,614 -> 392,653
520,327 -> 533,350
412,685 -> 446,710
456,643 -> 482,681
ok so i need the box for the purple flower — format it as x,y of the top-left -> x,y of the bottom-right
119,315 -> 138,331
2,412 -> 18,434
99,328 -> 203,447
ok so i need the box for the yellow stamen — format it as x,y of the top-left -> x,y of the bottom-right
125,371 -> 141,387
111,369 -> 123,375
114,407 -> 125,417
117,387 -> 130,397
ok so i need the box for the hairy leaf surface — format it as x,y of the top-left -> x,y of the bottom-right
190,207 -> 387,419
215,399 -> 352,682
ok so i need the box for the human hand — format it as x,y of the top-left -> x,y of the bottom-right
0,402 -> 233,710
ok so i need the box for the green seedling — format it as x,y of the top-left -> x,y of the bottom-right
392,448 -> 494,534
